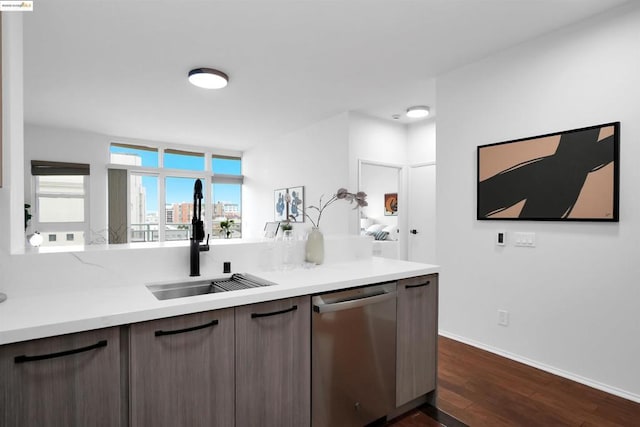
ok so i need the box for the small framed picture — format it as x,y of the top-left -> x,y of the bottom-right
263,221 -> 280,238
274,186 -> 305,222
384,193 -> 398,216
274,188 -> 287,221
287,186 -> 304,222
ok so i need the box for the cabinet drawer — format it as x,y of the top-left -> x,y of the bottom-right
0,327 -> 121,427
235,296 -> 311,427
129,308 -> 235,427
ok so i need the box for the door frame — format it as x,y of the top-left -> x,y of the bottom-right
357,159 -> 407,259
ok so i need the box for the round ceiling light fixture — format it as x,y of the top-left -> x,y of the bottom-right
406,105 -> 430,119
188,68 -> 229,89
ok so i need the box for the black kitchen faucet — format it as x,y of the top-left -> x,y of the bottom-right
190,178 -> 210,276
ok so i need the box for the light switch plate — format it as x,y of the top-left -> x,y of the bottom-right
514,232 -> 536,247
496,231 -> 506,246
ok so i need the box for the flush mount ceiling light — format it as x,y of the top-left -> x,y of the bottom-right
188,68 -> 229,89
406,105 -> 430,119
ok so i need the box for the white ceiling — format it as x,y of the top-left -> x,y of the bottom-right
23,0 -> 628,151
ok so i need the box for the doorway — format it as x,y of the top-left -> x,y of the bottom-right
408,163 -> 436,263
358,160 -> 404,259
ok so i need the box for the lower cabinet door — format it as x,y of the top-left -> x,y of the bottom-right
396,274 -> 439,406
235,296 -> 311,427
129,308 -> 235,427
0,327 -> 121,427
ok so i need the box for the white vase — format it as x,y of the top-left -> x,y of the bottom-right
305,227 -> 324,265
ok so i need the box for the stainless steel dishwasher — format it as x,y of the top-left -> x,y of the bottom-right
312,282 -> 397,427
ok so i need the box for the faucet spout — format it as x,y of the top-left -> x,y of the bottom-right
189,179 -> 209,277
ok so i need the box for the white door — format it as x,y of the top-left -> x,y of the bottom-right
408,164 -> 436,264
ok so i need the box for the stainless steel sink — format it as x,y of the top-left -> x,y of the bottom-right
147,273 -> 273,300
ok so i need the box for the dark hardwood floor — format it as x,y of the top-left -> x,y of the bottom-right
391,336 -> 640,427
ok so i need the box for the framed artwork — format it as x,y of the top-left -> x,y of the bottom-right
477,122 -> 620,221
263,221 -> 280,238
384,193 -> 398,216
274,186 -> 305,222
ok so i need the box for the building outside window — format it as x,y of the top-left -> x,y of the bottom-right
30,161 -> 90,247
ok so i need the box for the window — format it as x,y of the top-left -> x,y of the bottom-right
108,144 -> 243,243
110,143 -> 158,167
165,176 -> 198,241
129,174 -> 159,243
212,155 -> 243,239
212,156 -> 241,175
212,182 -> 242,239
164,149 -> 205,171
31,161 -> 90,247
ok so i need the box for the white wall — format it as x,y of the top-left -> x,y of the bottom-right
24,124 -> 111,242
243,113 -> 351,239
407,119 -> 436,164
436,3 -> 640,400
1,13 -> 24,256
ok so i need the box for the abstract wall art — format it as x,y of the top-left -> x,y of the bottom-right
274,186 -> 305,222
384,193 -> 398,216
477,122 -> 620,221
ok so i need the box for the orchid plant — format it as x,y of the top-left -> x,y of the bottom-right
304,188 -> 368,228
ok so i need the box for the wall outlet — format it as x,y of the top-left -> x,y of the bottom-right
498,309 -> 509,326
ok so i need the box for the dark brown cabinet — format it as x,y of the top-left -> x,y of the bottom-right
235,296 -> 311,427
0,327 -> 122,427
0,273 -> 438,426
396,274 -> 439,406
129,308 -> 235,427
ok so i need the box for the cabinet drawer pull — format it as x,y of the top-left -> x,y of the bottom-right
14,340 -> 107,364
155,319 -> 219,337
406,281 -> 430,289
251,305 -> 297,319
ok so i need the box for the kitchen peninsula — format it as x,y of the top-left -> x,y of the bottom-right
0,237 -> 439,426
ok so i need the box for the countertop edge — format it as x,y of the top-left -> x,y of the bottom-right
0,259 -> 439,345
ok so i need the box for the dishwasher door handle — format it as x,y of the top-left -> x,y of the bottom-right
314,291 -> 396,313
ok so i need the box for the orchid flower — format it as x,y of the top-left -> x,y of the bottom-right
304,188 -> 368,228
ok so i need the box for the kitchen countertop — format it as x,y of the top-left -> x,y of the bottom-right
0,257 -> 438,345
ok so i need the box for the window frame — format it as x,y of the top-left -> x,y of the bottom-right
32,174 -> 90,246
109,143 -> 243,243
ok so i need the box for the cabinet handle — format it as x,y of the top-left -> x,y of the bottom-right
251,305 -> 297,319
155,319 -> 219,337
313,291 -> 396,314
406,280 -> 430,289
14,340 -> 107,364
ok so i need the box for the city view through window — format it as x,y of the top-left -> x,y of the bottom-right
110,145 -> 242,242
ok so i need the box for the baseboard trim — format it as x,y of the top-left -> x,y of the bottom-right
438,330 -> 640,404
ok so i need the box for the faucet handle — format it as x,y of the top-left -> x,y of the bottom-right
200,234 -> 210,252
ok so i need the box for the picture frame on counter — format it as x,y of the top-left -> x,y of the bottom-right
263,221 -> 280,238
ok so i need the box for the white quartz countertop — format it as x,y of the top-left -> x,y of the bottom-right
0,257 -> 438,345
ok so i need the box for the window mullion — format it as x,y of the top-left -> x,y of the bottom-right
158,171 -> 166,242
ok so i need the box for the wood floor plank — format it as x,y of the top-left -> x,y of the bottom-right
437,336 -> 640,427
391,336 -> 640,426
436,387 -> 473,411
390,411 -> 443,427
